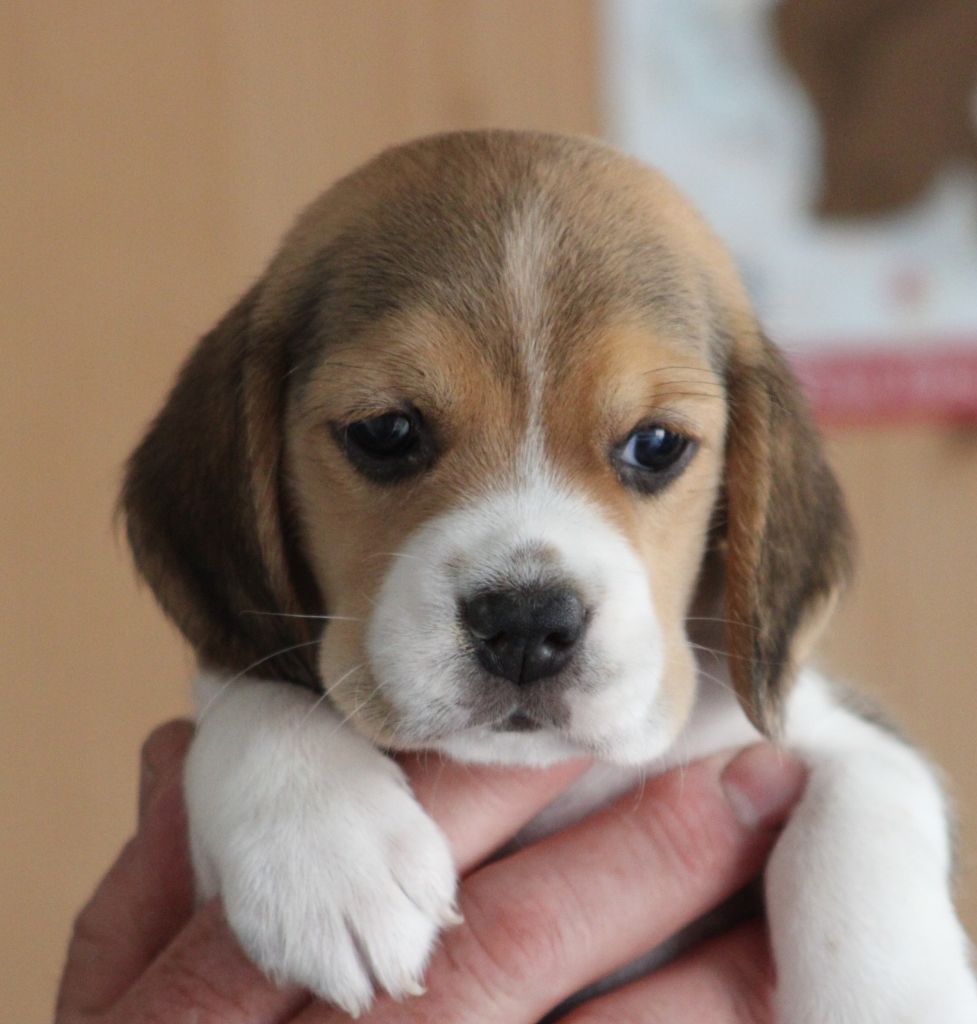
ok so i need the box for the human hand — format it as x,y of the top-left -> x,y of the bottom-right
56,721 -> 805,1023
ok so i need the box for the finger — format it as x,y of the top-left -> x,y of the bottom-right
108,749 -> 576,1024
401,753 -> 590,873
110,900 -> 309,1024
560,920 -> 774,1023
313,744 -> 803,1024
57,720 -> 195,1016
137,719 -> 194,827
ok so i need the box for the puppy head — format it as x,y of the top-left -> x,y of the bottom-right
123,131 -> 852,765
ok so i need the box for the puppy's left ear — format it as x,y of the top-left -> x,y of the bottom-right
721,329 -> 853,736
121,284 -> 322,689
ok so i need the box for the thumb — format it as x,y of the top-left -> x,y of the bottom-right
138,718 -> 194,827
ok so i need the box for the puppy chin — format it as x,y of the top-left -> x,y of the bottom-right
425,714 -> 677,768
419,687 -> 681,768
431,726 -> 589,767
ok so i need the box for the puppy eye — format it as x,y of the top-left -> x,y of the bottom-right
345,412 -> 417,459
337,408 -> 436,483
613,425 -> 696,494
621,426 -> 687,471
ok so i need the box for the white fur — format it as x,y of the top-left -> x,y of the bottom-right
502,198 -> 553,449
769,673 -> 977,1023
183,192 -> 977,1014
186,674 -> 458,1017
364,477 -> 674,764
187,666 -> 977,1021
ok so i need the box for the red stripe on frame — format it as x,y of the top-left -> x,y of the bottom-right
789,347 -> 977,427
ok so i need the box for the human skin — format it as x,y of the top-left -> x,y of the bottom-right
55,720 -> 805,1023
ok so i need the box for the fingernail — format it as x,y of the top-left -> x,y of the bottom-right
138,746 -> 159,824
721,743 -> 807,829
138,720 -> 194,825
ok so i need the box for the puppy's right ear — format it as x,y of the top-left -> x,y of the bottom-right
721,329 -> 853,737
121,285 -> 321,688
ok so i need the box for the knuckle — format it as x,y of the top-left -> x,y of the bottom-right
450,877 -> 578,1006
67,841 -> 140,954
67,900 -> 105,961
140,719 -> 194,770
637,770 -> 732,881
143,912 -> 253,1023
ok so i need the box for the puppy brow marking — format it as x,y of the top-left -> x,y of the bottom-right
502,200 -> 556,480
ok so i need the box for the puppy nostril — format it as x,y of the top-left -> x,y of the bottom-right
482,631 -> 507,650
545,627 -> 577,650
461,595 -> 503,642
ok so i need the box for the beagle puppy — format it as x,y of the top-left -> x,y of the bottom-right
123,131 -> 977,1020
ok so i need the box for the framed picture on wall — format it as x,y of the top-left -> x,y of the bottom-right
602,0 -> 977,423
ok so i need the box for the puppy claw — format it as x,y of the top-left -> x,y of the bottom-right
337,1000 -> 364,1020
207,761 -> 456,1016
440,904 -> 464,928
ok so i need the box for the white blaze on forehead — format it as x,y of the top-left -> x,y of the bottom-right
502,201 -> 558,476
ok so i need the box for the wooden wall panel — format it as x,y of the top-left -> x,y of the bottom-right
212,0 -> 600,277
821,427 -> 977,933
1,4 -> 598,1020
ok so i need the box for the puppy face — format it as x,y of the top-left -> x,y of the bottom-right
288,311 -> 725,763
124,132 -> 852,766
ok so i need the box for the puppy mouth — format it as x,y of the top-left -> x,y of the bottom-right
492,709 -> 542,733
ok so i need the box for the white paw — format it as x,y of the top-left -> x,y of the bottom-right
193,752 -> 458,1016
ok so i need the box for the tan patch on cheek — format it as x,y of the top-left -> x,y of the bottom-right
544,325 -> 727,730
283,309 -> 526,734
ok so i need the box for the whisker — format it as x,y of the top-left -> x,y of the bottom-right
297,662 -> 364,727
688,640 -> 723,662
296,688 -> 331,725
363,551 -> 428,565
695,662 -> 738,698
197,638 -> 324,721
687,639 -> 759,665
629,765 -> 650,814
240,610 -> 363,623
686,614 -> 760,633
326,691 -> 379,740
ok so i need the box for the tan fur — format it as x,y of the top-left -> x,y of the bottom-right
123,130 -> 852,740
286,306 -> 530,724
723,331 -> 853,734
541,325 -> 727,726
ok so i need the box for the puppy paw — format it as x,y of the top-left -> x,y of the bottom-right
193,752 -> 458,1016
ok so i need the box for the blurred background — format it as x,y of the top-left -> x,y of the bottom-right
3,2 -> 976,1020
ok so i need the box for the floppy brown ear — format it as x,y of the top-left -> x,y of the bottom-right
722,330 -> 853,736
121,285 -> 322,689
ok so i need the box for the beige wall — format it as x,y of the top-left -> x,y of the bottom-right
2,4 -> 974,1022
821,427 -> 977,929
2,4 -> 598,1021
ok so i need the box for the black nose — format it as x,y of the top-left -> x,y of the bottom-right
461,586 -> 587,686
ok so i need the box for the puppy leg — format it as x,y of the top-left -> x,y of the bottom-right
185,674 -> 458,1016
769,670 -> 977,1024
